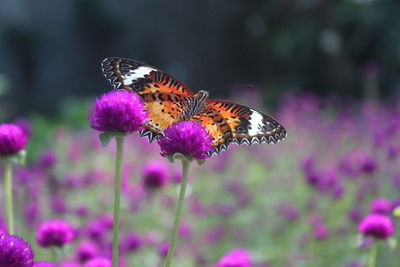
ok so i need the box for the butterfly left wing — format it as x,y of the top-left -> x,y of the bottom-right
101,57 -> 194,97
200,100 -> 287,156
139,92 -> 188,141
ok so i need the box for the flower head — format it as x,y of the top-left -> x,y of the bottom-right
76,240 -> 99,262
215,248 -> 252,267
358,214 -> 394,239
0,124 -> 28,156
59,263 -> 81,267
88,90 -> 148,134
370,198 -> 392,214
121,232 -> 142,254
36,220 -> 74,247
0,233 -> 34,267
158,121 -> 214,160
33,262 -> 55,267
142,161 -> 169,190
37,150 -> 57,169
83,257 -> 111,267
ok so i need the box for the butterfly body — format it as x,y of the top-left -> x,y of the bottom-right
101,57 -> 287,155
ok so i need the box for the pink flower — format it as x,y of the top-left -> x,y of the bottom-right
88,90 -> 148,134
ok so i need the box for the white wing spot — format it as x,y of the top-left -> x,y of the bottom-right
247,110 -> 264,135
124,66 -> 156,85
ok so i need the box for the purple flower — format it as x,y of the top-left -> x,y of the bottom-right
33,262 -> 55,267
215,248 -> 252,267
313,224 -> 329,240
0,124 -> 28,156
83,257 -> 111,267
88,90 -> 148,133
348,207 -> 362,223
121,233 -> 142,254
142,161 -> 169,190
37,150 -> 57,169
74,206 -> 89,218
358,214 -> 394,239
158,242 -> 170,258
370,198 -> 392,214
51,195 -> 67,214
76,241 -> 99,262
36,219 -> 75,247
178,221 -> 192,239
59,263 -> 81,267
0,233 -> 34,267
277,203 -> 299,222
158,121 -> 214,160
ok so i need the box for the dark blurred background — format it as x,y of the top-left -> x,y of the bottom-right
0,0 -> 399,117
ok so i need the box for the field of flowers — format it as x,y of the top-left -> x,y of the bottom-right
1,91 -> 400,267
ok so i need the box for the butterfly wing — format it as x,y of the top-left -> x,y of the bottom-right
138,92 -> 188,141
201,100 -> 287,155
190,106 -> 232,152
101,57 -> 194,97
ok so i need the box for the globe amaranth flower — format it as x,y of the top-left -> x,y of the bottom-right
121,232 -> 142,254
37,150 -> 57,169
142,161 -> 169,190
215,248 -> 252,267
88,90 -> 148,134
313,223 -> 330,240
0,233 -> 34,267
83,257 -> 112,267
36,219 -> 75,247
158,121 -> 214,160
0,123 -> 28,156
358,214 -> 394,239
58,263 -> 81,267
370,197 -> 392,214
76,240 -> 100,263
33,262 -> 55,267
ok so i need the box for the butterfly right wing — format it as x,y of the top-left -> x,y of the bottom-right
101,57 -> 194,97
203,99 -> 287,155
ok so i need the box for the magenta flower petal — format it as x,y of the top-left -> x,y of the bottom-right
0,124 -> 28,156
142,161 -> 169,190
0,233 -> 34,267
88,90 -> 148,134
83,257 -> 112,267
33,262 -> 55,267
158,121 -> 214,160
216,248 -> 252,267
358,213 -> 394,239
36,220 -> 75,247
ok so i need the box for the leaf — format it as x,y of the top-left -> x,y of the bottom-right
196,159 -> 207,165
167,154 -> 175,163
99,132 -> 113,147
166,153 -> 193,163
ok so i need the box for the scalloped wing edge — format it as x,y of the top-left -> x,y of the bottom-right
204,128 -> 287,157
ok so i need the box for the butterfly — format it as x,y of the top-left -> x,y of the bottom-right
101,57 -> 287,156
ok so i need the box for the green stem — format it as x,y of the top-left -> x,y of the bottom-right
112,136 -> 124,267
368,241 -> 379,267
164,158 -> 190,267
4,159 -> 14,235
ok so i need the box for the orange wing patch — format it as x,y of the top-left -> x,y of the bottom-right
191,106 -> 232,148
141,93 -> 186,134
